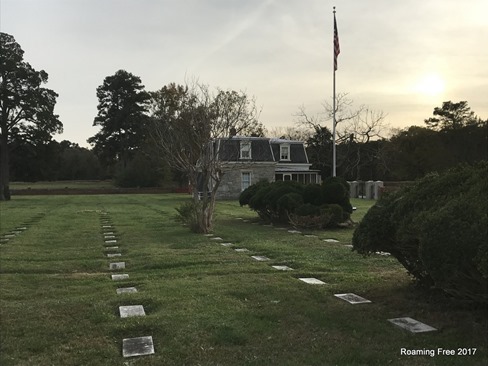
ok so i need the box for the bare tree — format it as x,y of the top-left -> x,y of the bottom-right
340,108 -> 390,179
149,81 -> 261,233
294,93 -> 390,179
266,126 -> 312,141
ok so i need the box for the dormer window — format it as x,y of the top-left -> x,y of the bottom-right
280,144 -> 290,160
240,141 -> 251,159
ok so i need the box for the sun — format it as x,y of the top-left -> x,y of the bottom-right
415,73 -> 446,97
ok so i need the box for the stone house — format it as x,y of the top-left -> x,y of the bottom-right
213,136 -> 321,199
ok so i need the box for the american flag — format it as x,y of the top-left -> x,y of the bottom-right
334,14 -> 340,71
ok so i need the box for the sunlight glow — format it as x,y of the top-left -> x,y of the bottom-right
415,73 -> 446,97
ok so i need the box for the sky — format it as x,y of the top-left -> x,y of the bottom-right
1,0 -> 487,147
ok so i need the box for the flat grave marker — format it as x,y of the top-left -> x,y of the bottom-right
104,235 -> 116,239
388,317 -> 437,333
211,237 -> 223,241
122,336 -> 155,358
251,255 -> 270,262
104,231 -> 115,235
299,277 -> 326,285
323,239 -> 339,243
102,225 -> 113,228
119,305 -> 146,318
344,244 -> 353,248
288,230 -> 302,234
107,253 -> 122,258
105,240 -> 117,244
203,234 -> 214,237
221,243 -> 233,247
304,234 -> 317,238
104,246 -> 119,250
112,274 -> 129,281
272,265 -> 293,271
109,262 -> 126,270
235,248 -> 249,252
334,293 -> 371,304
117,287 -> 138,294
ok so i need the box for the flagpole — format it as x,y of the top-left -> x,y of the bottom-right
332,6 -> 337,177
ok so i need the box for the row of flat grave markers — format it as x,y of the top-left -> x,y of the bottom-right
0,213 -> 45,244
99,212 -> 155,358
211,225 -> 436,334
238,217 -> 391,255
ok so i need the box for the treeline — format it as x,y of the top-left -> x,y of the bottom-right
8,101 -> 488,185
331,122 -> 487,181
306,101 -> 487,181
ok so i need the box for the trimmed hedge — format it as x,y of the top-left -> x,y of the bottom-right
240,179 -> 353,228
352,162 -> 488,303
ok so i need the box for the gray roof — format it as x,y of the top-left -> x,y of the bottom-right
217,138 -> 274,162
270,142 -> 308,164
216,136 -> 308,164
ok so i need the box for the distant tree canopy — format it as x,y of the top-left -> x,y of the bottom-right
0,32 -> 62,200
88,70 -> 151,170
424,101 -> 481,131
301,100 -> 487,181
10,140 -> 101,182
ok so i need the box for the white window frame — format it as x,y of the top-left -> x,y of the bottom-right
280,144 -> 290,161
240,141 -> 252,159
241,171 -> 252,191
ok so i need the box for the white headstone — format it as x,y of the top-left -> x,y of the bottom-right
105,240 -> 117,244
119,305 -> 146,318
251,256 -> 270,261
323,239 -> 339,243
211,237 -> 223,241
104,235 -> 116,239
299,278 -> 326,285
388,317 -> 437,333
334,293 -> 371,304
272,265 -> 293,271
234,248 -> 249,252
122,336 -> 155,357
111,274 -> 129,281
221,243 -> 233,247
107,253 -> 122,258
109,262 -> 125,270
116,287 -> 138,294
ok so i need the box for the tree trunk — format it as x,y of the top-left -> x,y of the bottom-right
0,130 -> 11,201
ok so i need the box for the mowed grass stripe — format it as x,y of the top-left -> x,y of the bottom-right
0,195 -> 486,365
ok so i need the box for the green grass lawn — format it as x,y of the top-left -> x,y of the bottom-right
0,195 -> 486,365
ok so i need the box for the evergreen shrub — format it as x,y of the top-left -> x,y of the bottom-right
352,162 -> 488,303
240,178 -> 352,228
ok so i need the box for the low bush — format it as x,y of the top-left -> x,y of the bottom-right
175,200 -> 202,233
240,178 -> 352,229
352,162 -> 488,303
